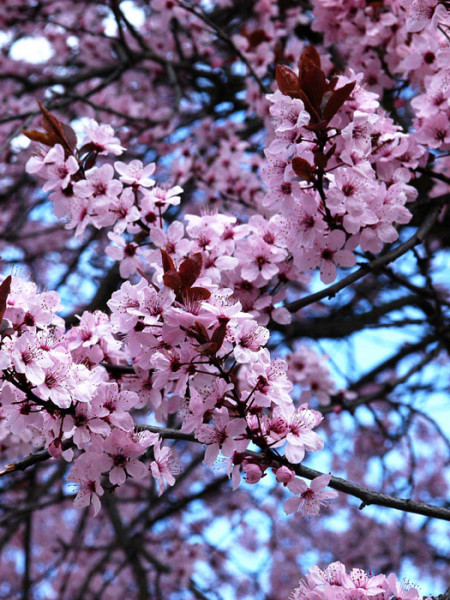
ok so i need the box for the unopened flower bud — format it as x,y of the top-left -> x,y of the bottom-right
275,466 -> 295,484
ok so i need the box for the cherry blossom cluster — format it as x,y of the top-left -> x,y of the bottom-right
309,0 -> 450,198
290,561 -> 423,600
0,265 -> 330,516
261,47 -> 427,283
24,117 -> 286,322
0,273 -> 181,515
106,257 -> 326,484
0,0 -> 449,596
311,0 -> 450,91
17,110 -> 345,516
18,31 -> 446,518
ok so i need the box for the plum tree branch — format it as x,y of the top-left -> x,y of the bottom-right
2,424 -> 449,521
244,450 -> 450,521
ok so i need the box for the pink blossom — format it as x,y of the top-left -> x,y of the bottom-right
114,159 -> 156,187
233,320 -> 269,364
11,332 -> 53,385
38,144 -> 79,192
299,230 -> 356,284
150,440 -> 180,495
284,474 -> 338,516
68,453 -> 109,516
272,404 -> 323,463
82,119 -> 125,155
196,407 -> 248,465
99,429 -> 156,486
144,185 -> 183,212
92,382 -> 139,432
106,232 -> 143,278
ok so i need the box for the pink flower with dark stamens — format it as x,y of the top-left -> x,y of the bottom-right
284,474 -> 338,516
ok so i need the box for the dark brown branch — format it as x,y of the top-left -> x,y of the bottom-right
245,450 -> 450,521
4,424 -> 449,521
275,295 -> 432,339
103,494 -> 149,600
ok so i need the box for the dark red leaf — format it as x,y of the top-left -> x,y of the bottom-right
161,249 -> 175,274
23,103 -> 77,157
296,89 -> 321,123
322,81 -> 356,123
0,275 -> 12,323
275,65 -> 301,98
210,322 -> 227,352
79,142 -> 100,158
37,101 -> 75,157
163,270 -> 182,293
61,122 -> 78,152
298,45 -> 321,72
21,129 -> 57,147
313,150 -> 328,170
291,157 -> 315,181
326,76 -> 339,92
195,342 -> 219,356
179,253 -> 202,289
301,63 -> 326,111
83,152 -> 98,171
186,321 -> 210,345
184,287 -> 211,303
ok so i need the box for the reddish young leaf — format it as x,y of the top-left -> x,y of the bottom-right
301,63 -> 326,111
322,81 -> 356,123
186,321 -> 210,345
275,65 -> 301,98
179,253 -> 202,289
21,129 -> 58,147
184,287 -> 211,303
79,142 -> 100,158
326,76 -> 339,92
292,157 -> 316,181
210,322 -> 227,352
296,89 -> 321,123
298,45 -> 321,72
161,249 -> 175,274
313,150 -> 328,170
22,103 -> 77,157
61,122 -> 78,152
163,270 -> 182,294
0,275 -> 12,323
83,152 -> 98,171
37,102 -> 76,156
199,343 -> 219,355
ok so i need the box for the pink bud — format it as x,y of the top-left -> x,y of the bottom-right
244,463 -> 264,484
275,466 -> 295,484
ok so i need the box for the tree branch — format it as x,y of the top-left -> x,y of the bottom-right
245,450 -> 450,521
4,424 -> 449,522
